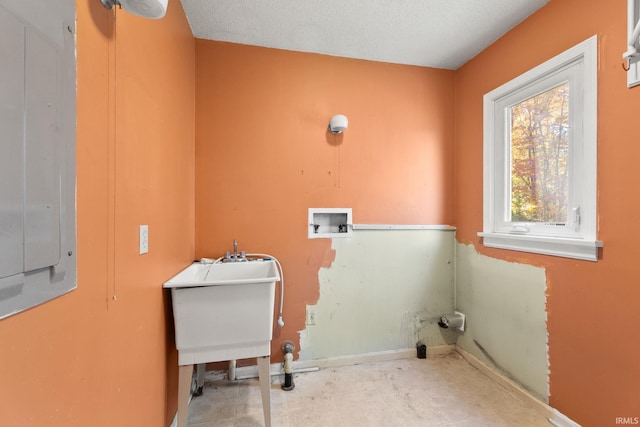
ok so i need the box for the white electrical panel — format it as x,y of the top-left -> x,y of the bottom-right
0,1 -> 76,319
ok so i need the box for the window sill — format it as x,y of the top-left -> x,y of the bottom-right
477,232 -> 603,261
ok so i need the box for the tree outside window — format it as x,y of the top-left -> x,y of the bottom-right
509,83 -> 569,224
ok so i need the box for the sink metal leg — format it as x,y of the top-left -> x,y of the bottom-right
195,363 -> 206,395
257,356 -> 271,427
177,364 -> 193,427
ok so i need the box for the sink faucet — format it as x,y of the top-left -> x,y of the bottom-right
225,239 -> 247,262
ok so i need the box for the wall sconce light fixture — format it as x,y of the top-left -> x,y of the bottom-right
100,0 -> 169,19
328,114 -> 349,134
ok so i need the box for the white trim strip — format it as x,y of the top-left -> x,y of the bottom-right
353,224 -> 456,231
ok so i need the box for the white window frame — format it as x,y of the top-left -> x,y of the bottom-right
624,0 -> 640,87
478,35 -> 603,261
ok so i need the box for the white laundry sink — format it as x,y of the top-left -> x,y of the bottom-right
164,260 -> 280,364
165,259 -> 280,427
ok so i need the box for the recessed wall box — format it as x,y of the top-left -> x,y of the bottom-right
308,208 -> 353,239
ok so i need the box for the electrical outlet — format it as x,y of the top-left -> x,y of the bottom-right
139,225 -> 149,254
306,308 -> 316,325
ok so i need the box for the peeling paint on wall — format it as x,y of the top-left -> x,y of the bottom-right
299,229 -> 456,360
455,243 -> 549,402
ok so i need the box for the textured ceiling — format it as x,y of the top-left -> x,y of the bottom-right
179,0 -> 549,70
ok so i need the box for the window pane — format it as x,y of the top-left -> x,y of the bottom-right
509,83 -> 569,223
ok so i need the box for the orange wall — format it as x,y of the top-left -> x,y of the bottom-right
5,0 -> 635,425
0,1 -> 195,426
194,40 -> 455,359
454,0 -> 640,425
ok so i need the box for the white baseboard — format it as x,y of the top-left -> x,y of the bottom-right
455,345 -> 580,427
295,345 -> 455,369
169,391 -> 193,427
546,409 -> 583,427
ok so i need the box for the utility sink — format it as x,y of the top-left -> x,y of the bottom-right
163,260 -> 280,363
164,260 -> 280,427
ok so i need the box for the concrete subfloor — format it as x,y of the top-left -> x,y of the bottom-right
186,353 -> 551,427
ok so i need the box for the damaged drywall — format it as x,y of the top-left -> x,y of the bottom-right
299,229 -> 456,360
455,243 -> 549,402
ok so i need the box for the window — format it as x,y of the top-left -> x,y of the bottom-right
624,0 -> 640,87
479,36 -> 602,261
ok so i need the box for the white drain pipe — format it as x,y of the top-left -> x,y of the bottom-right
228,360 -> 236,381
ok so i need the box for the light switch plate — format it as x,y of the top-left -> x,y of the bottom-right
139,225 -> 148,254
